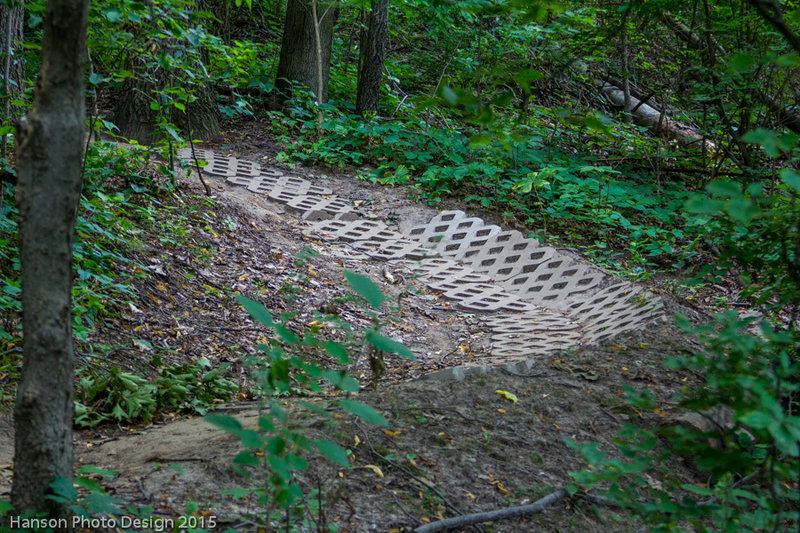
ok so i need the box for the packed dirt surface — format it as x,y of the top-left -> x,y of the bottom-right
0,123 -> 713,532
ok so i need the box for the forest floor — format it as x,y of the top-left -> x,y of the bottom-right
0,121 -> 720,532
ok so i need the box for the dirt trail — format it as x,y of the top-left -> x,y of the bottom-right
0,136 -> 707,532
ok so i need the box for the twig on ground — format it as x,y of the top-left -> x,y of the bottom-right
413,488 -> 626,533
576,491 -> 623,508
413,489 -> 567,533
390,490 -> 423,527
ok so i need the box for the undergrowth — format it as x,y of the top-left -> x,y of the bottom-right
265,91 -> 711,281
0,141 -> 237,422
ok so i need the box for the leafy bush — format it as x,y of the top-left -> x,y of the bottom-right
568,126 -> 800,531
207,270 -> 414,528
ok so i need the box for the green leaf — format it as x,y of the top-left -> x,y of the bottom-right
88,73 -> 108,86
48,477 -> 77,503
513,68 -> 545,91
442,86 -> 458,105
275,324 -> 301,345
345,271 -> 384,309
164,126 -> 182,142
365,331 -> 415,359
240,429 -> 265,449
77,465 -> 119,479
221,488 -> 252,499
340,375 -> 361,392
258,415 -> 275,432
728,52 -> 754,73
315,439 -> 350,467
74,476 -> 104,493
685,195 -> 724,214
706,180 -> 741,198
339,399 -> 387,426
233,451 -> 260,466
206,414 -> 243,436
741,128 -> 796,157
323,340 -> 349,363
102,7 -> 124,22
469,134 -> 492,147
775,53 -> 800,67
780,169 -> 800,192
740,411 -> 772,430
236,294 -> 274,326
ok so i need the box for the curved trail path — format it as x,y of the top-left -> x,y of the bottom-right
180,147 -> 665,378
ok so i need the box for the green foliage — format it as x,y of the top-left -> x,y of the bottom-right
268,92 -> 697,276
74,357 -> 238,427
569,311 -> 800,532
569,58 -> 800,527
209,272 -> 410,529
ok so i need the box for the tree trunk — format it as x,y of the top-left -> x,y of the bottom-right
113,73 -> 220,145
275,0 -> 338,103
1,0 -> 24,158
112,1 -> 220,145
0,1 -> 24,96
12,0 -> 89,524
355,0 -> 389,115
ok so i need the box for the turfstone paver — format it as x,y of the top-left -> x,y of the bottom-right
181,150 -> 664,367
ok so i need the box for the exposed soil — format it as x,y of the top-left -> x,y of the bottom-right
0,121 -> 713,532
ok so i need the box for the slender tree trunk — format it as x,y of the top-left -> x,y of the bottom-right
620,1 -> 632,123
355,0 -> 389,115
12,0 -> 89,525
275,0 -> 338,103
1,0 -> 24,159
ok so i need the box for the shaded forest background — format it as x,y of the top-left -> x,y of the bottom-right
0,0 -> 799,531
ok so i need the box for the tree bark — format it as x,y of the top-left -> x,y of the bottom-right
1,0 -> 24,158
12,0 -> 89,524
355,0 -> 389,115
112,1 -> 220,144
0,1 -> 24,96
112,73 -> 220,145
275,0 -> 338,103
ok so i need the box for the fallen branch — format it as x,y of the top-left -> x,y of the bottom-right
413,489 -> 567,533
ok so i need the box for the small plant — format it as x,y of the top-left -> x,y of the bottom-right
74,358 -> 238,427
206,270 -> 414,530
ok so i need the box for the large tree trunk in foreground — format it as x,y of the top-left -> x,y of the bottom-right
355,0 -> 389,115
275,0 -> 338,103
12,0 -> 89,524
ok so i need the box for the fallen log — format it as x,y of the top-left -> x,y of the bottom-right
599,81 -> 715,151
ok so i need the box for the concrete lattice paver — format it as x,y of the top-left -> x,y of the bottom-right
181,149 -> 665,370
